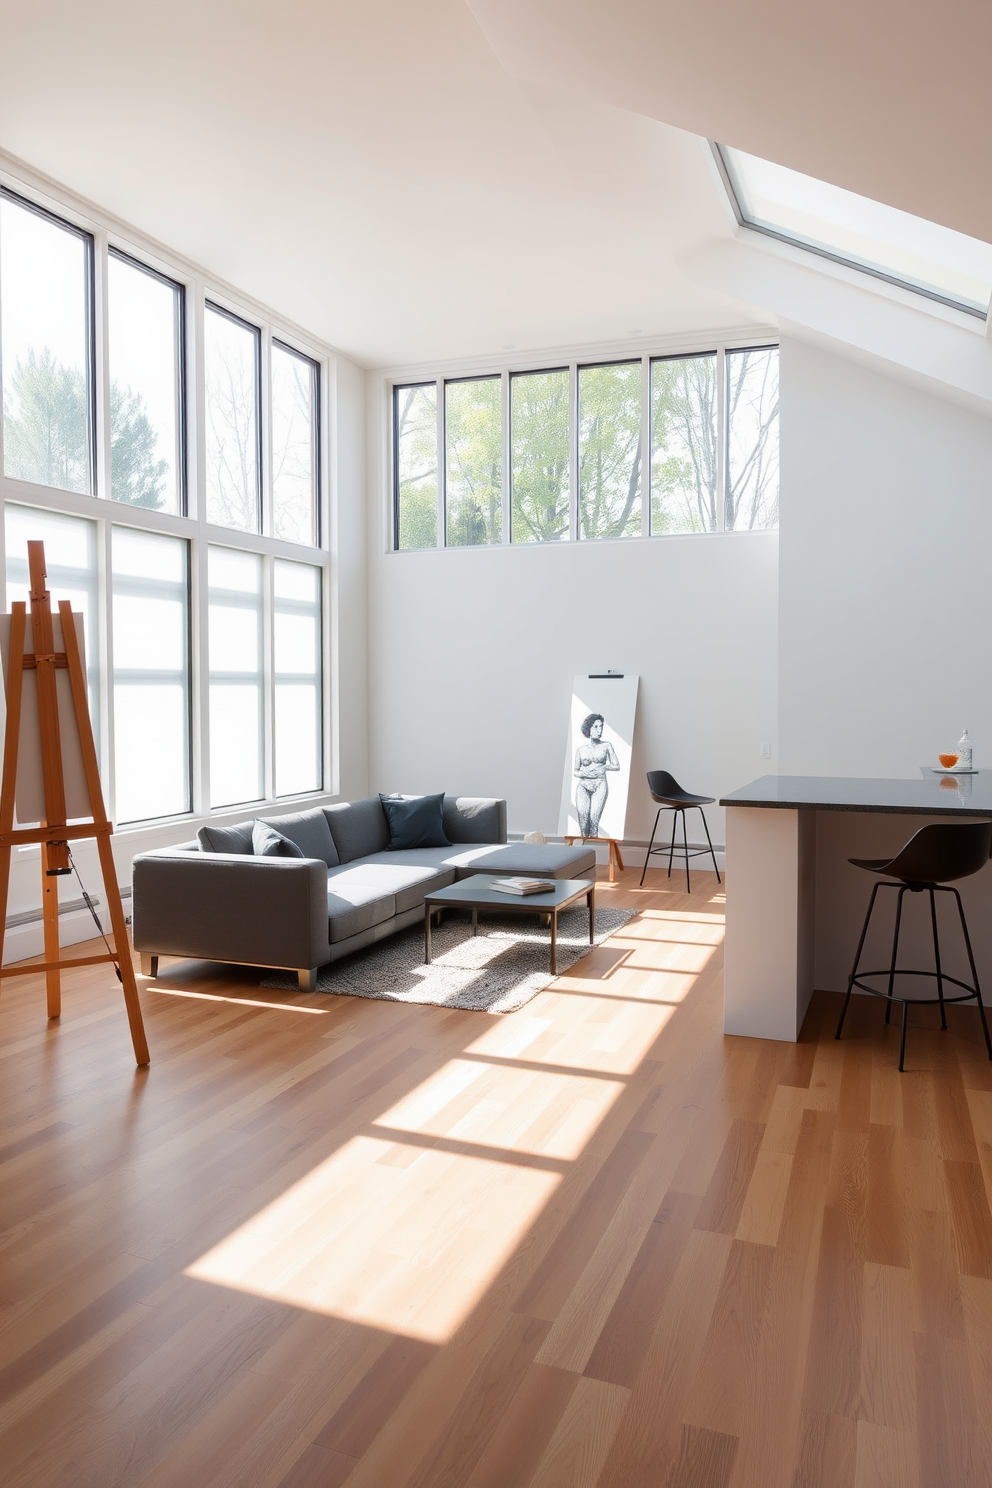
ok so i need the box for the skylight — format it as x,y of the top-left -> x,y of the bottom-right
714,143 -> 992,319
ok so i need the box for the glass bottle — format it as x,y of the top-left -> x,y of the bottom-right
957,728 -> 973,770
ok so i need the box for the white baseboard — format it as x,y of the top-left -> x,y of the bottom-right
3,894 -> 130,965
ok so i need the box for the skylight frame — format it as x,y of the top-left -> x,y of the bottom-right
710,142 -> 991,321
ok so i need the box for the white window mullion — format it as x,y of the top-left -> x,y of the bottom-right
193,533 -> 210,814
260,325 -> 272,537
640,355 -> 650,537
93,229 -> 111,501
190,283 -> 206,525
501,370 -> 510,544
262,553 -> 275,801
716,346 -> 727,532
436,378 -> 444,548
98,515 -> 115,817
569,361 -> 578,542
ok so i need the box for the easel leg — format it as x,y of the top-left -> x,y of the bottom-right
95,832 -> 149,1066
40,843 -> 62,1018
0,844 -> 10,992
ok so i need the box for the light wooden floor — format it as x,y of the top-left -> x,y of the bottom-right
2,868 -> 992,1487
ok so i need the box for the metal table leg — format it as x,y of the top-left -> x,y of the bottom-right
588,885 -> 595,944
424,903 -> 432,964
550,910 -> 557,976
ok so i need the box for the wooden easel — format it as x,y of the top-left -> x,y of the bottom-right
564,835 -> 624,884
0,542 -> 149,1066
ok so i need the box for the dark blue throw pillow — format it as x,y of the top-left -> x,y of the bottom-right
252,820 -> 305,857
379,793 -> 450,850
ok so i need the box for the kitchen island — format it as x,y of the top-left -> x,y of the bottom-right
719,773 -> 992,1041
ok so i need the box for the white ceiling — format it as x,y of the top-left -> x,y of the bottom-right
468,0 -> 992,244
0,0 -> 986,369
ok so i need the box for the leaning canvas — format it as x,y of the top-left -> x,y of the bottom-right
0,611 -> 90,824
558,674 -> 639,841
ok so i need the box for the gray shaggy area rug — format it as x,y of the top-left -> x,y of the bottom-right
262,904 -> 635,1013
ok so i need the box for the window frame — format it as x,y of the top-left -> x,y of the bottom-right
203,299 -> 263,536
272,556 -> 323,799
0,185 -> 97,497
392,379 -> 440,552
389,340 -> 780,551
271,338 -> 321,548
443,373 -> 504,549
110,524 -> 192,825
711,142 -> 991,321
0,157 -> 335,837
107,246 -> 188,517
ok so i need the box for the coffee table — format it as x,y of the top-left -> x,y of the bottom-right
423,875 -> 596,976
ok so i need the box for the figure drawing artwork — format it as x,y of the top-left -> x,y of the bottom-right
558,674 -> 639,842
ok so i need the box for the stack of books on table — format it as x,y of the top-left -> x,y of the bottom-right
491,877 -> 556,896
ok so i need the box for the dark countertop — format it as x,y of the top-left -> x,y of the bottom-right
719,773 -> 992,816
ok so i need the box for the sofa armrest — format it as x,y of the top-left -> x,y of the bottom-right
131,851 -> 331,971
443,796 -> 507,845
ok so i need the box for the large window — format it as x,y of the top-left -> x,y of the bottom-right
204,305 -> 260,533
511,369 -> 569,543
274,560 -> 322,797
108,252 -> 184,514
578,361 -> 641,540
0,167 -> 330,836
271,343 -> 318,546
726,348 -> 779,531
651,353 -> 717,534
5,504 -> 100,743
0,192 -> 93,495
112,528 -> 190,823
394,383 -> 438,550
394,344 -> 779,548
208,547 -> 264,808
445,376 -> 502,547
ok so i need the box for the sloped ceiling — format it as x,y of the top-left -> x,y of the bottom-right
467,0 -> 992,243
0,0 -> 987,370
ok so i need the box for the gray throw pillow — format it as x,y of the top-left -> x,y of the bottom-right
379,793 -> 450,850
197,821 -> 254,854
265,806 -> 339,867
252,820 -> 305,857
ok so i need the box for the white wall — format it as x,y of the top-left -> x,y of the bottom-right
779,337 -> 992,776
330,353 -> 370,802
367,494 -> 778,848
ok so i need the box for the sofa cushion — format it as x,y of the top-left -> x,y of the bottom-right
252,820 -> 305,858
380,793 -> 450,850
324,798 -> 391,863
325,867 -> 396,943
197,821 -> 254,854
442,797 -> 507,845
265,807 -> 339,867
327,854 -> 457,915
449,843 -> 598,880
357,842 -> 595,883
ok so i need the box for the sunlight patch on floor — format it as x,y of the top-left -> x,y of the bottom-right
186,1129 -> 560,1342
185,906 -> 715,1345
144,986 -> 330,1014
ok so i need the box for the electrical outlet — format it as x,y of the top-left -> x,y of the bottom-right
760,742 -> 771,759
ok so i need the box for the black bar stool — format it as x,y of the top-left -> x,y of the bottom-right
835,820 -> 992,1071
640,770 -> 721,893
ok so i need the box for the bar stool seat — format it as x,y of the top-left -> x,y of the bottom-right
639,770 -> 721,893
835,820 -> 992,1070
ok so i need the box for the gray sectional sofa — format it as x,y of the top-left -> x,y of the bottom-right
131,795 -> 597,990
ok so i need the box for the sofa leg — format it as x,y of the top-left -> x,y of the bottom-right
298,968 -> 319,992
140,954 -> 159,978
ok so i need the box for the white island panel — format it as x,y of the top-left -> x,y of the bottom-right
724,806 -> 816,1041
